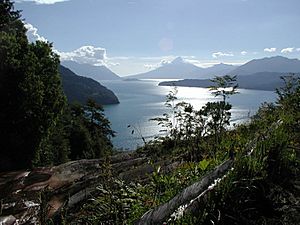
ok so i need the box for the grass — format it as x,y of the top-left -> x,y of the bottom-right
53,76 -> 300,225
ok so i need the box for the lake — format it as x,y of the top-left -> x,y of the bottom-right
101,79 -> 277,150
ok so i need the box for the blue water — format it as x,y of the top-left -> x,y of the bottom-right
101,79 -> 277,150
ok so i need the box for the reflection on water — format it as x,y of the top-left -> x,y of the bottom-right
102,79 -> 276,150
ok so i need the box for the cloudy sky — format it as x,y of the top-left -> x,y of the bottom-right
16,0 -> 300,76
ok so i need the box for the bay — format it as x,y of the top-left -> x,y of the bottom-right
101,79 -> 277,150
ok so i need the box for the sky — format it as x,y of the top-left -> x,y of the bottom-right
15,0 -> 300,76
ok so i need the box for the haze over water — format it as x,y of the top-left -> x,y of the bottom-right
102,79 -> 276,150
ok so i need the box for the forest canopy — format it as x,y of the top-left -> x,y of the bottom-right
0,0 -> 114,171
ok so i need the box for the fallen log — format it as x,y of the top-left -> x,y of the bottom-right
136,159 -> 233,225
0,151 -> 181,224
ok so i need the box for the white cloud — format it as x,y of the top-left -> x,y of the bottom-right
16,0 -> 69,4
144,58 -> 172,70
24,23 -> 47,42
184,59 -> 201,65
192,60 -> 245,68
281,47 -> 294,53
212,52 -> 234,58
296,48 -> 300,52
160,59 -> 172,65
144,64 -> 157,70
264,47 -> 276,53
58,46 -> 107,66
24,23 -> 108,67
241,51 -> 247,55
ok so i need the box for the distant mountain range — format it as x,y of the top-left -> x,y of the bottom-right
231,56 -> 300,75
157,56 -> 300,91
127,56 -> 300,82
126,57 -> 237,79
59,65 -> 119,105
61,56 -> 300,93
61,60 -> 121,80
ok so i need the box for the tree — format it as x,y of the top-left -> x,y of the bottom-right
84,99 -> 114,158
38,108 -> 71,166
202,75 -> 238,147
209,75 -> 238,102
0,0 -> 66,170
67,100 -> 114,160
0,0 -> 24,35
151,87 -> 206,159
276,74 -> 300,136
151,87 -> 180,142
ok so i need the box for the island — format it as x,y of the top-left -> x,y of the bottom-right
159,72 -> 300,91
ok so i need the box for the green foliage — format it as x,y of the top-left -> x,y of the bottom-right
69,159 -> 143,224
75,179 -> 140,224
64,76 -> 299,224
149,75 -> 238,160
2,4 -> 298,223
66,99 -> 114,160
151,87 -> 202,143
0,1 -> 115,170
150,87 -> 205,160
204,75 -> 238,147
199,159 -> 210,171
175,76 -> 300,225
202,101 -> 231,138
0,1 -> 66,170
0,0 -> 25,36
151,87 -> 178,137
209,75 -> 238,101
276,75 -> 300,135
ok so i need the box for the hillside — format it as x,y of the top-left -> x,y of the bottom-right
59,65 -> 119,105
61,60 -> 121,80
1,75 -> 299,225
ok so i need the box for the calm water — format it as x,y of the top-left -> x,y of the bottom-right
101,79 -> 277,150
